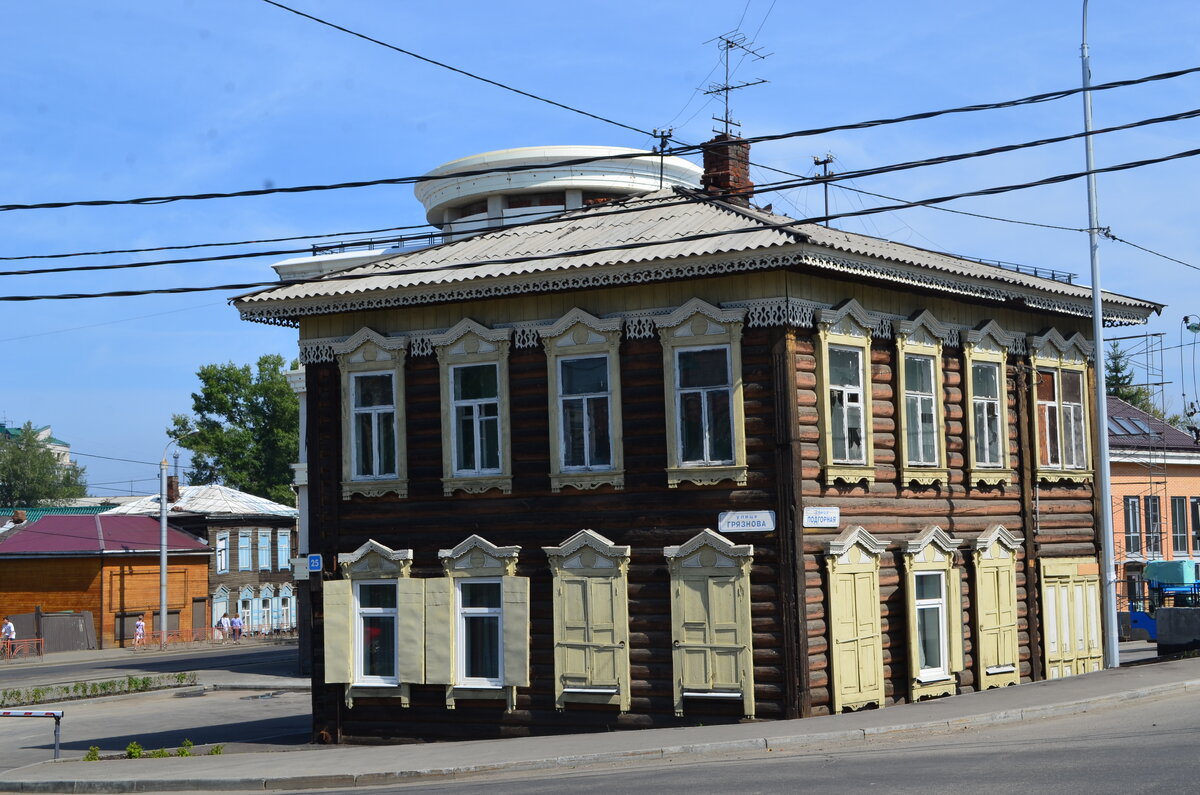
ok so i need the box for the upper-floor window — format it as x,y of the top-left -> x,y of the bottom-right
1144,496 -> 1162,556
258,529 -> 272,570
971,362 -> 1003,466
215,532 -> 229,574
676,346 -> 734,465
238,531 -> 252,571
829,345 -> 866,464
277,530 -> 291,571
1172,496 -> 1189,555
351,373 -> 397,479
559,355 -> 612,470
903,355 -> 938,466
656,300 -> 747,489
334,329 -> 408,499
1123,496 -> 1142,555
541,310 -> 625,493
433,320 -> 513,496
451,363 -> 501,475
1037,368 -> 1087,470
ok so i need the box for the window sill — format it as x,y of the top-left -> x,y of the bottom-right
344,683 -> 409,709
666,464 -> 748,488
1035,468 -> 1093,485
899,467 -> 948,488
911,674 -> 957,700
682,689 -> 744,698
442,475 -> 512,496
966,468 -> 1012,488
550,470 -> 625,493
445,684 -> 517,711
824,464 -> 875,486
342,478 -> 408,499
985,664 -> 1016,675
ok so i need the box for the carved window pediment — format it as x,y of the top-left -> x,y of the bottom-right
338,539 -> 414,578
439,534 -> 520,577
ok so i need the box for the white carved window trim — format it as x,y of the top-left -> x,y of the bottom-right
215,532 -> 229,574
336,329 -> 408,500
817,302 -> 877,486
657,300 -> 747,489
238,530 -> 252,571
903,526 -> 964,701
541,311 -> 625,493
433,320 -> 513,496
257,528 -> 272,571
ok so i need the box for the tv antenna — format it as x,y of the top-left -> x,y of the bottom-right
703,32 -> 769,136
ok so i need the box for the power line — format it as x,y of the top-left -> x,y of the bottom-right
5,64 -> 1197,215
831,183 -> 1087,232
5,145 -> 1198,303
70,451 -> 160,466
1105,233 -> 1199,273
10,104 -> 1199,280
258,0 -> 653,137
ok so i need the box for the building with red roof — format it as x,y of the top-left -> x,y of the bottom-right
0,514 -> 210,647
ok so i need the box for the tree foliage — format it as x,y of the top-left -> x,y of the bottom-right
0,422 -> 87,507
1104,341 -> 1186,427
169,354 -> 299,506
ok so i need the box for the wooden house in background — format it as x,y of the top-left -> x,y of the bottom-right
235,140 -> 1161,743
0,514 -> 209,647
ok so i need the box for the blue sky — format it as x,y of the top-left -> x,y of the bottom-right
2,1 -> 1198,496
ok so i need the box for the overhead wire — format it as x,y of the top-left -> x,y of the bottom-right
5,144 -> 1199,302
3,65 -> 1197,214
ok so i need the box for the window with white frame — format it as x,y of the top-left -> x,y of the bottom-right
1193,497 -> 1200,553
1124,496 -> 1142,555
216,532 -> 229,574
913,571 -> 948,679
903,355 -> 938,466
238,531 -> 252,571
355,581 -> 398,686
277,530 -> 291,571
1144,496 -> 1162,556
829,345 -> 866,464
1172,496 -> 1189,555
451,363 -> 501,475
456,579 -> 503,687
559,355 -> 613,471
351,373 -> 397,479
258,529 -> 272,570
335,329 -> 407,499
971,362 -> 1004,467
676,346 -> 734,465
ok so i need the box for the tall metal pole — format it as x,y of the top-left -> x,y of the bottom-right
159,454 -> 169,650
1082,0 -> 1120,669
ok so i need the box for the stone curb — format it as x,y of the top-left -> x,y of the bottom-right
5,677 -> 1198,794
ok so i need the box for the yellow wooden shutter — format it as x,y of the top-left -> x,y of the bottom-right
396,578 -> 425,684
424,577 -> 454,685
709,577 -> 742,690
996,563 -> 1018,669
322,579 -> 353,684
904,568 -> 920,684
854,571 -> 883,696
502,575 -> 530,687
676,577 -> 712,690
587,577 -> 620,688
559,577 -> 591,688
948,567 -> 964,673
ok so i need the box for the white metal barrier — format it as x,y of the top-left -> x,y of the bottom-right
0,710 -> 63,759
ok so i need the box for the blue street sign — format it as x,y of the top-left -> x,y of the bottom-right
307,554 -> 323,572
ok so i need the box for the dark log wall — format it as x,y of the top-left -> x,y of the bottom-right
306,314 -> 1098,740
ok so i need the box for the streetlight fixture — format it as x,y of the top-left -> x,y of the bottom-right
159,432 -> 196,650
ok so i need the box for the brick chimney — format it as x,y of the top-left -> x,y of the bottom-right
11,509 -> 25,524
701,134 -> 754,206
167,475 -> 181,504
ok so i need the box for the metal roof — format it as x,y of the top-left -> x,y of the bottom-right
1106,396 -> 1200,452
0,514 -> 208,556
101,484 -> 297,519
235,188 -> 1160,326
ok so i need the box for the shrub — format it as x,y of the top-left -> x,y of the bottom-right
207,744 -> 224,755
148,748 -> 171,758
125,741 -> 143,759
83,746 -> 100,762
177,738 -> 194,757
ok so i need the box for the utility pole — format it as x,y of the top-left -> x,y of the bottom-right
703,32 -> 769,136
653,128 -> 673,189
813,154 -> 835,226
1081,0 -> 1119,670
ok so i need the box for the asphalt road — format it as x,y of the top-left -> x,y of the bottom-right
1,687 -> 313,774
370,689 -> 1200,794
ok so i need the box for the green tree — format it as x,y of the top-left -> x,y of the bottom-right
1104,341 -> 1155,413
0,422 -> 87,507
169,354 -> 299,505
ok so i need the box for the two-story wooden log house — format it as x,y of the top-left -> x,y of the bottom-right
235,140 -> 1160,743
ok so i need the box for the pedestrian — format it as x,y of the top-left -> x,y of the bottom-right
133,615 -> 146,649
219,612 -> 231,643
1,616 -> 14,657
230,613 -> 243,644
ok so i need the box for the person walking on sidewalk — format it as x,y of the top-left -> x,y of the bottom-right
216,612 -> 231,643
1,616 -> 14,657
133,615 -> 146,649
230,613 -> 243,644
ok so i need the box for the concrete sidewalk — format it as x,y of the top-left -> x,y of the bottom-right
2,651 -> 1198,793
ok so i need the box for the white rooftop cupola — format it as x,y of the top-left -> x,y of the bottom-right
414,145 -> 703,239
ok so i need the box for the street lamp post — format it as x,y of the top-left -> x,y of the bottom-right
159,433 -> 195,650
